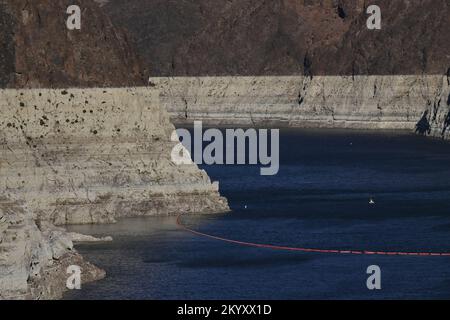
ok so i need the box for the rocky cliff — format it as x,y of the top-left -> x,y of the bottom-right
0,0 -> 145,88
106,0 -> 450,139
420,75 -> 450,140
0,0 -> 229,299
151,75 -> 450,137
102,0 -> 450,76
0,198 -> 105,299
0,88 -> 228,299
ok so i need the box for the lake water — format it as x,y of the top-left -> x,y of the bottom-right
65,129 -> 450,300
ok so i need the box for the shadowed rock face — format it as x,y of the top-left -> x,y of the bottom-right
102,0 -> 450,76
0,0 -> 146,88
0,2 -> 15,87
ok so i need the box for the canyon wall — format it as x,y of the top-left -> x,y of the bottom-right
0,0 -> 145,88
0,0 -> 228,299
0,88 -> 228,225
2,0 -> 449,300
0,87 -> 229,299
0,197 -> 105,299
106,0 -> 449,139
151,76 -> 450,138
103,0 -> 450,76
422,76 -> 450,140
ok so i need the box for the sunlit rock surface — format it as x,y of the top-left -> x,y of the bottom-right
151,75 -> 450,139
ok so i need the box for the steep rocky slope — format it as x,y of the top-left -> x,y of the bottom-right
151,75 -> 450,133
0,88 -> 228,225
104,0 -> 450,139
0,0 -> 145,88
0,198 -> 105,299
329,0 -> 450,76
420,75 -> 450,140
0,0 -> 229,299
103,0 -> 450,76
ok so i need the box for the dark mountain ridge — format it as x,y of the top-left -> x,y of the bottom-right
102,0 -> 450,76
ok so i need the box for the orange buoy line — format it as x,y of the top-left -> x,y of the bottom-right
176,215 -> 450,257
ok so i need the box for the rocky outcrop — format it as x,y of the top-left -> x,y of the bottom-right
103,0 -> 450,76
329,0 -> 450,76
0,88 -> 229,225
0,0 -> 145,88
0,87 -> 229,299
0,0 -> 230,300
151,75 -> 450,138
418,76 -> 450,140
99,0 -> 450,139
0,198 -> 105,300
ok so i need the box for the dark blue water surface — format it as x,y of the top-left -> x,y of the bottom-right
65,129 -> 450,300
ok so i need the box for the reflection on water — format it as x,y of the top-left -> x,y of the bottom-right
65,129 -> 450,300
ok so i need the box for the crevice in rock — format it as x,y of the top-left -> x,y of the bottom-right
415,110 -> 431,135
442,110 -> 450,137
336,4 -> 347,19
183,98 -> 189,119
303,53 -> 313,79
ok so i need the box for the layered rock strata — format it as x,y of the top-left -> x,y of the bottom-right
0,197 -> 105,300
103,0 -> 450,76
0,87 -> 229,299
0,87 -> 229,225
151,76 -> 450,139
0,0 -> 145,88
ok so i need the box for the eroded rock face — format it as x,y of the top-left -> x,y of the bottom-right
0,87 -> 229,299
329,0 -> 450,76
0,198 -> 105,300
0,0 -> 145,88
0,0 -> 231,299
0,88 -> 229,225
419,79 -> 450,140
103,0 -> 450,76
151,75 -> 450,138
0,2 -> 15,87
100,0 -> 450,140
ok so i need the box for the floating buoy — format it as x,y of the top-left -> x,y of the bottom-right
176,214 -> 450,257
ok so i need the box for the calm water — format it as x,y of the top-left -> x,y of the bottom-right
65,129 -> 450,300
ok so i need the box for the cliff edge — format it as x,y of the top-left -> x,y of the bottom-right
0,0 -> 229,300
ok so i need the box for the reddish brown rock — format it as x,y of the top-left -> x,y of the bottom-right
0,0 -> 146,88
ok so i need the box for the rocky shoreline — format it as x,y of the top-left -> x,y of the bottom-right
151,75 -> 450,139
0,87 -> 229,299
0,198 -> 107,300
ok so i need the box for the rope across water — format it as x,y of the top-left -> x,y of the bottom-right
176,214 -> 450,257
